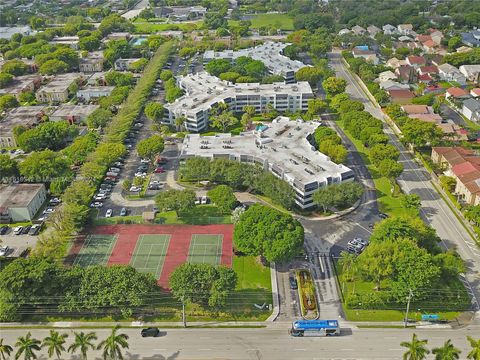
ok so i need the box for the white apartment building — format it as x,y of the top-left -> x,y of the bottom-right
203,42 -> 308,83
163,72 -> 313,132
181,117 -> 354,209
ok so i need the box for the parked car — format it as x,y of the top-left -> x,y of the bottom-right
352,237 -> 369,247
141,327 -> 160,337
140,158 -> 150,164
94,195 -> 107,201
21,225 -> 31,234
194,197 -> 201,205
0,246 -> 9,257
105,209 -> 113,218
109,167 -> 121,173
137,164 -> 148,171
43,208 -> 55,214
130,186 -> 142,192
134,123 -> 143,128
28,224 -> 41,235
106,171 -> 119,177
201,196 -> 208,204
120,208 -> 127,216
114,162 -> 124,168
0,226 -> 9,235
289,277 -> 298,290
104,176 -> 118,182
135,172 -> 147,178
379,212 -> 388,219
49,197 -> 61,205
90,202 -> 104,208
13,226 -> 23,235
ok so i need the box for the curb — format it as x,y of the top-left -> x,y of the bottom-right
266,262 -> 280,322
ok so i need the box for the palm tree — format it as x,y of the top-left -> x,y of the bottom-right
42,330 -> 68,360
14,333 -> 41,360
175,116 -> 186,131
0,339 -> 13,360
467,336 -> 480,360
97,325 -> 129,360
432,339 -> 461,360
68,331 -> 97,360
400,333 -> 430,360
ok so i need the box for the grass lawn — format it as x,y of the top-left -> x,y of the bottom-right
344,309 -> 461,322
248,13 -> 294,30
157,205 -> 233,225
337,119 -> 415,218
438,81 -> 461,88
134,21 -> 201,33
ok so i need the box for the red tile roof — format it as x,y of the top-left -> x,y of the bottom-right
418,73 -> 433,82
471,88 -> 480,97
423,39 -> 436,48
419,65 -> 439,74
416,35 -> 432,43
452,162 -> 480,177
388,89 -> 415,98
402,105 -> 430,114
447,87 -> 469,97
407,55 -> 426,65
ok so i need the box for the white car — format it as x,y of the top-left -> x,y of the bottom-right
201,196 -> 208,204
129,186 -> 142,192
105,209 -> 113,218
134,123 -> 143,128
134,172 -> 147,177
194,198 -> 201,205
13,226 -> 23,235
90,202 -> 104,208
14,149 -> 25,155
140,158 -> 150,164
94,195 -> 107,201
43,208 -> 55,214
0,246 -> 9,256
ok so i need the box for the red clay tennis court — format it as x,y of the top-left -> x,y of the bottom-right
69,224 -> 233,288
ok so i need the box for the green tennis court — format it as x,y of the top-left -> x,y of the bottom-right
188,234 -> 223,265
130,234 -> 171,278
73,234 -> 117,267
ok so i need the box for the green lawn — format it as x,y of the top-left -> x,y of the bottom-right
247,13 -> 294,30
234,256 -> 272,291
134,21 -> 201,33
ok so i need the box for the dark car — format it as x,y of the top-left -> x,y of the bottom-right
289,277 -> 298,290
21,225 -> 31,234
141,327 -> 160,337
0,226 -> 9,235
120,207 -> 127,216
379,212 -> 389,219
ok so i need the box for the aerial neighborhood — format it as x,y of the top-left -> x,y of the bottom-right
0,0 -> 480,359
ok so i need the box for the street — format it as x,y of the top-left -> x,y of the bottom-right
328,51 -> 480,318
1,325 -> 479,359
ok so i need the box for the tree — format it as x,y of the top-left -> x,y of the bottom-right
68,332 -> 97,360
1,59 -> 28,76
144,102 -> 164,122
233,205 -> 304,263
169,263 -> 237,308
440,175 -> 456,193
42,330 -> 68,360
16,121 -> 72,152
205,59 -> 232,76
136,135 -> 164,161
402,118 -> 443,148
210,111 -> 238,132
0,94 -> 18,112
307,99 -> 326,117
377,158 -> 404,184
467,336 -> 480,360
295,66 -> 323,85
322,77 -> 347,96
155,189 -> 196,216
0,72 -> 13,88
39,59 -> 69,75
79,36 -> 101,51
14,333 -> 41,360
465,205 -> 480,226
86,108 -> 112,128
105,71 -> 134,87
400,194 -> 421,212
369,143 -> 400,167
330,93 -> 350,111
313,182 -> 363,212
319,140 -> 347,164
312,186 -> 336,212
243,105 -> 256,117
207,185 -> 237,213
432,339 -> 461,360
19,150 -> 70,183
128,58 -> 148,73
97,325 -> 129,360
0,339 -> 13,360
0,154 -> 18,180
400,333 -> 430,360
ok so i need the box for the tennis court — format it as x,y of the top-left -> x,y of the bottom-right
73,234 -> 117,267
130,234 -> 171,278
187,234 -> 223,265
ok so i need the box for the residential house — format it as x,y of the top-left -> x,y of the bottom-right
395,65 -> 417,84
114,58 -> 142,71
0,26 -> 31,40
383,24 -> 398,35
338,28 -> 351,36
418,73 -> 434,84
428,29 -> 444,44
461,30 -> 480,47
49,36 -> 79,49
377,70 -> 397,82
459,65 -> 480,83
398,36 -> 414,42
35,73 -> 83,104
431,147 -> 476,171
0,74 -> 42,100
416,34 -> 432,43
462,99 -> 480,122
456,46 -> 472,53
153,6 -> 207,21
379,80 -> 410,91
367,25 -> 381,37
351,25 -> 366,36
352,48 -> 378,64
50,104 -> 99,124
388,89 -> 415,104
430,54 -> 444,67
86,72 -> 107,86
422,39 -> 437,53
79,52 -> 104,73
0,184 -> 47,222
418,65 -> 439,76
406,55 -> 426,68
0,106 -> 48,148
77,86 -> 115,102
445,87 -> 470,100
471,88 -> 480,98
398,24 -> 414,35
106,32 -> 131,41
386,57 -> 407,69
452,163 -> 480,205
438,63 -> 467,85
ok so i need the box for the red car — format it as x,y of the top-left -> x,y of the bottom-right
154,167 -> 165,173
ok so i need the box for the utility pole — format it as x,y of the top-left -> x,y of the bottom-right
404,289 -> 413,328
182,296 -> 186,328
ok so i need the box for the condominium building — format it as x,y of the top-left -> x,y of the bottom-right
163,72 -> 313,132
203,41 -> 307,83
181,117 -> 354,209
35,73 -> 83,103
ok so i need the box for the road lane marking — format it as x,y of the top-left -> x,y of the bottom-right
199,348 -> 212,351
294,348 -> 306,351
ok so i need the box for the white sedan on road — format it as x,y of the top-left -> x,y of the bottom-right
105,209 -> 113,217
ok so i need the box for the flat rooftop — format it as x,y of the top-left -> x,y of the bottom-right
38,73 -> 83,93
0,74 -> 42,95
0,183 -> 45,208
181,116 -> 352,185
167,71 -> 312,116
204,41 -> 308,76
51,104 -> 99,118
0,106 -> 50,135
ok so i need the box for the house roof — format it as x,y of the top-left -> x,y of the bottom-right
407,55 -> 426,65
447,87 -> 469,97
464,178 -> 480,195
423,39 -> 436,48
419,65 -> 439,74
471,88 -> 480,97
418,73 -> 433,82
463,98 -> 480,111
402,105 -> 430,114
452,162 -> 480,177
388,89 -> 415,98
416,34 -> 432,43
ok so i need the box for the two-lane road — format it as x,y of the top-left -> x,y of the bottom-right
329,52 -> 480,317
